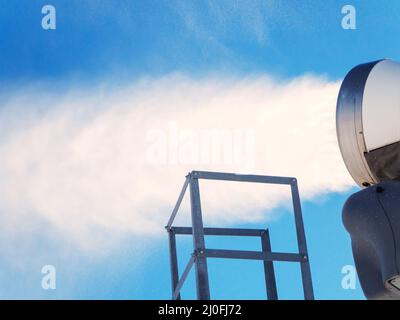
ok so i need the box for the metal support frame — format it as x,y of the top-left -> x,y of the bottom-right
166,170 -> 314,300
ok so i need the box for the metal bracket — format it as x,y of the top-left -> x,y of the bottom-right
166,170 -> 314,300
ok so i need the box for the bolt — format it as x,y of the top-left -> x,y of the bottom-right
376,186 -> 384,193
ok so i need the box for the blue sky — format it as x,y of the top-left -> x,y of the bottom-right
1,0 -> 399,300
3,0 -> 400,84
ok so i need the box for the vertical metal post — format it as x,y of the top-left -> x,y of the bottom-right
261,229 -> 278,300
290,179 -> 314,300
168,229 -> 181,300
189,175 -> 211,300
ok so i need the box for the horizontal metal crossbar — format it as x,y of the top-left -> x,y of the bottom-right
171,226 -> 265,237
191,171 -> 295,185
204,249 -> 306,263
173,255 -> 196,300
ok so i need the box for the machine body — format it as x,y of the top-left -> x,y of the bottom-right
343,181 -> 400,299
337,59 -> 400,299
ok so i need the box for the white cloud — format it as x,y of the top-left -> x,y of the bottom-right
0,74 -> 354,252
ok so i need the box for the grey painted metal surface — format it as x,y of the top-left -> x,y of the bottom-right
173,255 -> 196,300
167,176 -> 189,229
336,60 -> 383,187
204,249 -> 305,262
189,175 -> 210,300
166,171 -> 314,300
168,229 -> 181,300
172,226 -> 265,237
261,230 -> 278,300
192,170 -> 295,185
290,182 -> 315,300
337,60 -> 400,300
343,180 -> 400,299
